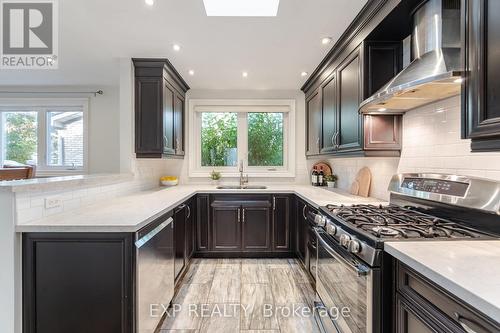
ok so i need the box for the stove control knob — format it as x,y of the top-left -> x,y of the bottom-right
339,234 -> 351,247
314,215 -> 326,227
325,221 -> 337,235
348,239 -> 362,254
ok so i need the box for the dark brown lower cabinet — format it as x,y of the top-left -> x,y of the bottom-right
395,261 -> 500,333
272,195 -> 291,251
211,203 -> 242,251
242,204 -> 271,251
23,233 -> 134,333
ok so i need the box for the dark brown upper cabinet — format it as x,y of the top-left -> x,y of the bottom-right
303,43 -> 402,158
133,58 -> 189,158
462,0 -> 500,151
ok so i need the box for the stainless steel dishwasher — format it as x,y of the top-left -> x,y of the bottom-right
135,213 -> 175,333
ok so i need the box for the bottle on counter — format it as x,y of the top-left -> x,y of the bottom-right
318,167 -> 324,186
311,167 -> 318,186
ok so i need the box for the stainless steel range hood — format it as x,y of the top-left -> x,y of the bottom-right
360,0 -> 462,114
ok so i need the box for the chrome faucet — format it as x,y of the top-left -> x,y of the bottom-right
239,160 -> 249,187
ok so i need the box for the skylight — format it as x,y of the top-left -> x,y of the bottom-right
203,0 -> 280,17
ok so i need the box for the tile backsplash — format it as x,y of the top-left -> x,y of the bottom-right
397,95 -> 500,180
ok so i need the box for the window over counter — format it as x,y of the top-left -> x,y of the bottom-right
0,99 -> 88,176
189,99 -> 295,177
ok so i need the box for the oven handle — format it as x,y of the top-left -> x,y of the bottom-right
314,228 -> 370,277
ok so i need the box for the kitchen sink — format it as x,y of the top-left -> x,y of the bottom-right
216,185 -> 267,189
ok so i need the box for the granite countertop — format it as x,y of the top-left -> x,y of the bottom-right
15,184 -> 385,233
385,241 -> 500,322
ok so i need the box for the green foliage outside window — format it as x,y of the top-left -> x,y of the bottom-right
201,112 -> 237,166
248,113 -> 283,166
4,112 -> 37,165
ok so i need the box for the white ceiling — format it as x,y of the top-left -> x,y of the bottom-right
0,0 -> 368,90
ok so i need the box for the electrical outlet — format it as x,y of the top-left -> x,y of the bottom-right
45,197 -> 62,209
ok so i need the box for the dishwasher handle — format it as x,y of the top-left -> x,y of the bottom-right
135,217 -> 173,248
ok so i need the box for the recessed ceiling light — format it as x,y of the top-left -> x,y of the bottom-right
188,70 -> 195,76
242,71 -> 248,78
173,44 -> 181,51
145,0 -> 154,6
321,37 -> 333,45
203,0 -> 280,17
301,72 -> 308,77
377,107 -> 387,112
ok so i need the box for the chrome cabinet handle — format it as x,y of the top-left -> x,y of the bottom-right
242,208 -> 246,223
176,138 -> 180,150
335,131 -> 340,147
186,205 -> 191,219
331,133 -> 335,146
163,135 -> 168,147
302,205 -> 307,220
238,208 -> 241,223
273,197 -> 276,211
454,312 -> 486,333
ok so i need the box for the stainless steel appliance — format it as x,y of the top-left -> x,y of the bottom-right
136,214 -> 175,333
360,0 -> 463,113
312,173 -> 500,333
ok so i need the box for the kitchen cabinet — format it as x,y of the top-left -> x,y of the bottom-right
295,198 -> 309,263
462,0 -> 500,151
185,198 -> 195,259
174,204 -> 186,279
22,233 -> 134,333
272,195 -> 291,251
241,202 -> 272,251
395,261 -> 500,333
196,194 -> 210,252
133,58 -> 189,158
337,49 -> 363,152
303,45 -> 402,158
211,201 -> 242,251
306,89 -> 322,156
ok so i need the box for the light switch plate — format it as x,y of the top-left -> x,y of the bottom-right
45,197 -> 62,209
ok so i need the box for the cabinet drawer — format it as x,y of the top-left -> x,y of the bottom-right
397,262 -> 500,333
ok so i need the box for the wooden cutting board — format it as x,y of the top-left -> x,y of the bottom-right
350,167 -> 372,197
312,161 -> 332,176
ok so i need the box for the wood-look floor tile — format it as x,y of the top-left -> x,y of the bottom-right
276,303 -> 321,333
240,330 -> 280,333
208,266 -> 241,303
172,283 -> 211,305
268,268 -> 306,305
241,259 -> 270,284
240,284 -> 279,331
183,262 -> 216,284
159,330 -> 199,333
161,304 -> 204,331
199,303 -> 240,333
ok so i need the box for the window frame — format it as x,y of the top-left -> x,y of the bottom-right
188,99 -> 296,178
0,98 -> 89,176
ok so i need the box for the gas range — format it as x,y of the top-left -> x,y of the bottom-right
313,173 -> 500,267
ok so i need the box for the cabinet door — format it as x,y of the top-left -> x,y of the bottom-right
364,41 -> 401,97
185,199 -> 195,259
212,206 -> 241,251
174,93 -> 185,156
337,49 -> 363,152
396,296 -> 436,333
163,82 -> 175,155
306,89 -> 322,156
23,233 -> 134,333
463,0 -> 500,151
364,114 -> 402,151
273,195 -> 290,251
196,195 -> 210,251
321,73 -> 338,153
135,77 -> 163,156
296,199 -> 308,262
174,205 -> 186,279
242,205 -> 271,251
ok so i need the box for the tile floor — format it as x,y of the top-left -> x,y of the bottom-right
160,258 -> 321,333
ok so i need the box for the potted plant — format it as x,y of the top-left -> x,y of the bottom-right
209,170 -> 221,185
324,174 -> 338,188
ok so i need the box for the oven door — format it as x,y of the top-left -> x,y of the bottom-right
314,228 -> 376,333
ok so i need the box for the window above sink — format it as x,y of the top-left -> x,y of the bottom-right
188,99 -> 296,178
